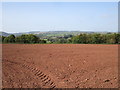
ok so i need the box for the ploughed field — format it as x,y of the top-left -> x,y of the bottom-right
2,44 -> 118,88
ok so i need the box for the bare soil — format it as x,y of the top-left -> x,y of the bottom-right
2,44 -> 118,88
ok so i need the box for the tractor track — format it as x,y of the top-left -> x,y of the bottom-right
2,59 -> 56,88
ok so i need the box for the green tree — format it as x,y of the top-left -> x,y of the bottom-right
1,36 -> 6,42
4,37 -> 9,43
39,39 -> 46,43
27,34 -> 39,43
114,33 -> 120,44
3,35 -> 15,43
15,36 -> 22,43
20,34 -> 27,43
106,34 -> 115,44
8,34 -> 15,43
72,34 -> 90,44
67,38 -> 72,43
71,35 -> 80,43
79,34 -> 88,44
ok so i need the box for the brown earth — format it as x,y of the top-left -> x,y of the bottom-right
2,44 -> 118,88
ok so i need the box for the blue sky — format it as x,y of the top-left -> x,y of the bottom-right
2,2 -> 118,33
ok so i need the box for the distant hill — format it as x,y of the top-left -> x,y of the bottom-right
36,31 -> 82,37
0,31 -> 82,37
0,31 -> 42,36
0,31 -> 116,37
0,32 -> 11,36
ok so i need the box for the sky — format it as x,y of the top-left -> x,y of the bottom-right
1,2 -> 118,33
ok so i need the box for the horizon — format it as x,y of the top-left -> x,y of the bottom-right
2,2 -> 118,33
1,30 -> 118,34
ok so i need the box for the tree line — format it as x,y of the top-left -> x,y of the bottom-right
1,34 -> 46,44
1,33 -> 120,44
71,33 -> 120,44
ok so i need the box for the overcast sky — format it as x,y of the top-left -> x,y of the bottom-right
2,2 -> 118,33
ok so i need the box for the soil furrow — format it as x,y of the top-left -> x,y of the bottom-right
3,59 -> 56,88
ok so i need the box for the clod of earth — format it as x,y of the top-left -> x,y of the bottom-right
104,79 -> 110,82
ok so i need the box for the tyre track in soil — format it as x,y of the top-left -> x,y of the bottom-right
2,59 -> 56,88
